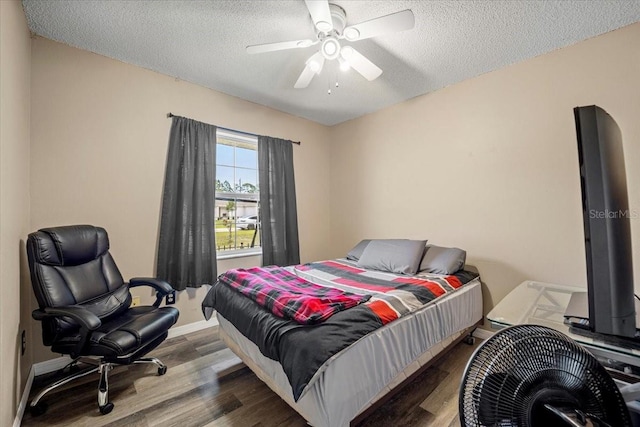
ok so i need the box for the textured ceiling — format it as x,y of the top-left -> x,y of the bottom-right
22,1 -> 640,126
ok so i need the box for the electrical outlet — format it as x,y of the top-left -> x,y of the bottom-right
131,296 -> 141,307
21,330 -> 26,356
166,291 -> 176,305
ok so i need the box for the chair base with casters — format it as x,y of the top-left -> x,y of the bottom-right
27,225 -> 180,416
29,351 -> 168,416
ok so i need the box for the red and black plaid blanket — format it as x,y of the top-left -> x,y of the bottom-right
217,266 -> 371,324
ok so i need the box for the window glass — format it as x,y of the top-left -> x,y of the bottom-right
235,168 -> 258,192
216,142 -> 234,167
236,145 -> 257,169
216,165 -> 235,191
215,130 -> 260,256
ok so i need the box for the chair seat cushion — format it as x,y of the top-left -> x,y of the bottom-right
52,306 -> 179,358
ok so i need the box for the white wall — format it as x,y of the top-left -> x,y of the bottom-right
0,0 -> 31,423
329,23 -> 640,324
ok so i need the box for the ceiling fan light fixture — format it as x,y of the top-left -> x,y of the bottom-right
321,37 -> 341,60
344,27 -> 360,41
316,20 -> 332,33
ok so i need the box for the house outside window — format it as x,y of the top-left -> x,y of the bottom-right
215,129 -> 260,257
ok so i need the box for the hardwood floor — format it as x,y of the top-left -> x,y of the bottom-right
21,327 -> 480,427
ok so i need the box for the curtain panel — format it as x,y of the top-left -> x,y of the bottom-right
157,116 -> 217,290
258,136 -> 300,266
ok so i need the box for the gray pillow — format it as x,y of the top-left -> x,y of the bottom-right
357,239 -> 427,275
346,239 -> 371,261
419,244 -> 466,274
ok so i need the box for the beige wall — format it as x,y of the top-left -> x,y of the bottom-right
329,23 -> 640,325
29,37 -> 332,363
22,13 -> 640,371
0,0 -> 32,423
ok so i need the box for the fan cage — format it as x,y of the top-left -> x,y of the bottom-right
459,324 -> 631,427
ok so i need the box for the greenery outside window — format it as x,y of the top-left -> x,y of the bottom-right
215,129 -> 260,257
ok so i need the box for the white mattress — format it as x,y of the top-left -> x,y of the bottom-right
217,277 -> 483,427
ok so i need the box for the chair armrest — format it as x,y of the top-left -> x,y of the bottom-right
32,305 -> 102,358
129,277 -> 174,295
129,277 -> 175,307
32,305 -> 102,330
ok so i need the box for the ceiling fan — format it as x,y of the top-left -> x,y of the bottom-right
246,0 -> 415,89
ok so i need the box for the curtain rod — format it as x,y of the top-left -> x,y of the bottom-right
166,113 -> 301,145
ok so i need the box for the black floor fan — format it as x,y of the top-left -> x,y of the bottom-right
459,324 -> 631,427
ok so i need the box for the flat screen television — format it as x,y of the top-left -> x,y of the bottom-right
565,105 -> 636,345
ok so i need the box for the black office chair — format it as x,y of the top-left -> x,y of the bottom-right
27,225 -> 179,415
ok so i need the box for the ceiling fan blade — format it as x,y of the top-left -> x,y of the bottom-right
342,9 -> 415,41
294,52 -> 325,88
341,47 -> 382,81
294,67 -> 315,89
247,39 -> 317,54
304,0 -> 333,33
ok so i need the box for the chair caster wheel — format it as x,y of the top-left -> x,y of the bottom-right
29,401 -> 48,417
158,365 -> 167,376
463,335 -> 476,345
99,402 -> 114,415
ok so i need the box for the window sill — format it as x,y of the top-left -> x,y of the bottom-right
216,250 -> 262,261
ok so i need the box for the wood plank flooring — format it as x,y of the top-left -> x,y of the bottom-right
21,327 -> 480,427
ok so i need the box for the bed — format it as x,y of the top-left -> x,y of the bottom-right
202,241 -> 483,427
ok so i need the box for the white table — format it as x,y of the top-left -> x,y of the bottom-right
487,280 -> 640,369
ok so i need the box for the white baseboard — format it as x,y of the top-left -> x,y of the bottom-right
472,327 -> 495,340
33,355 -> 74,376
167,317 -> 218,339
13,366 -> 34,427
13,355 -> 75,426
15,318 -> 218,426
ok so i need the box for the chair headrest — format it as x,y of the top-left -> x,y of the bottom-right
30,225 -> 110,266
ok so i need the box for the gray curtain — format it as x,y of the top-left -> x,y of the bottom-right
258,136 -> 300,266
157,116 -> 217,290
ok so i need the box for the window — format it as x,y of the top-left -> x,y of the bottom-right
215,129 -> 260,257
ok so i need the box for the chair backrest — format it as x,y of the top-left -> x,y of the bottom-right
27,225 -> 131,344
